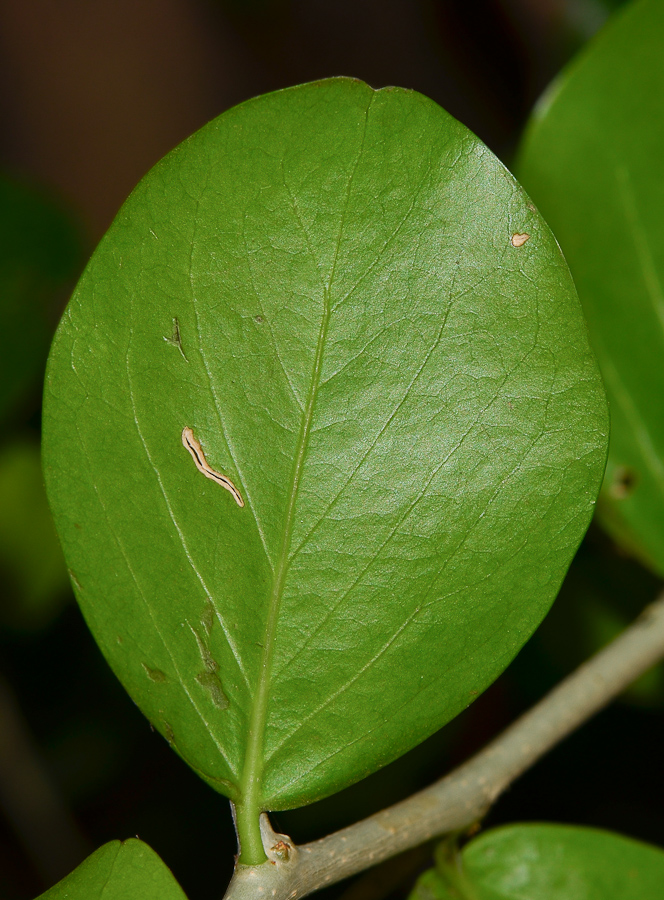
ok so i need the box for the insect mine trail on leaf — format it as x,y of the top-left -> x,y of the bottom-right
181,427 -> 244,507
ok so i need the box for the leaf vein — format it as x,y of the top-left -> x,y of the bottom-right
271,330 -> 542,698
188,196 -> 275,571
238,93 -> 375,810
78,404 -> 239,778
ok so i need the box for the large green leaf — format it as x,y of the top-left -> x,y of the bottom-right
410,824 -> 664,900
517,0 -> 664,574
36,839 -> 187,899
42,78 -> 607,859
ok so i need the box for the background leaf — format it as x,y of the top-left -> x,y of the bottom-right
42,78 -> 607,841
0,174 -> 81,427
0,439 -> 69,628
36,839 -> 187,900
409,823 -> 664,900
409,868 -> 456,900
517,0 -> 664,574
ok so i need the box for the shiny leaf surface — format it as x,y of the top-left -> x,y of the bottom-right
43,79 -> 607,848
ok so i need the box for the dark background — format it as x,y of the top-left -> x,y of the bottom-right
2,2 -> 662,899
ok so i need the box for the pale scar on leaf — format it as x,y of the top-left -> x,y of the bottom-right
182,427 -> 245,507
511,233 -> 530,247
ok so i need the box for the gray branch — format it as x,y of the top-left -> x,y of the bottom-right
223,590 -> 664,900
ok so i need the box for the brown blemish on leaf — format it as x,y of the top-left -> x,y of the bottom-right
164,722 -> 175,744
195,671 -> 229,709
201,598 -> 215,637
142,663 -> 168,683
164,316 -> 188,361
254,314 -> 264,324
190,623 -> 229,710
192,626 -> 216,673
511,233 -> 530,247
608,464 -> 638,499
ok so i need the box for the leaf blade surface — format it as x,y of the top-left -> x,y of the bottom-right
409,824 -> 664,899
43,78 -> 608,819
37,839 -> 188,900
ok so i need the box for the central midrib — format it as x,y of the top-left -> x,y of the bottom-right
237,95 -> 371,840
237,283 -> 332,821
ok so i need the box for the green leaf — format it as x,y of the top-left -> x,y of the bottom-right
409,868 -> 457,900
36,839 -> 188,900
42,77 -> 607,860
517,0 -> 664,574
0,174 -> 82,424
0,439 -> 69,627
409,824 -> 664,899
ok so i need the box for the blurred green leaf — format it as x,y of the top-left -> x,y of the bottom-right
409,824 -> 664,899
0,175 -> 82,425
0,439 -> 69,627
409,867 -> 456,900
42,78 -> 607,855
517,0 -> 664,575
36,839 -> 188,899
